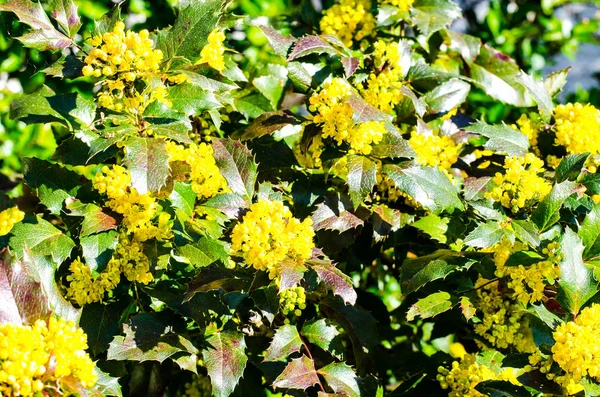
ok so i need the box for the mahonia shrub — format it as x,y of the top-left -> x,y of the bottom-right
2,0 -> 600,396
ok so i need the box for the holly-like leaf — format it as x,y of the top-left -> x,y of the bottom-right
300,319 -> 343,359
80,300 -> 128,355
90,366 -> 123,397
253,70 -> 287,110
342,57 -> 359,78
308,258 -> 357,305
401,250 -> 475,294
529,303 -> 563,330
240,111 -> 299,141
9,215 -> 75,264
557,228 -> 598,315
80,231 -> 119,272
279,258 -> 307,291
260,26 -> 295,58
252,286 -> 280,324
383,163 -> 464,214
318,362 -> 360,397
159,83 -> 222,117
107,313 -> 197,363
422,78 -> 470,115
532,180 -> 578,231
464,221 -> 505,248
157,0 -> 223,64
311,195 -> 363,233
47,0 -> 81,37
273,355 -> 319,390
544,67 -> 570,97
406,291 -> 454,321
580,204 -> 600,260
464,122 -> 529,157
203,330 -> 248,397
554,153 -> 590,183
346,155 -> 377,209
505,251 -> 544,267
412,214 -> 449,243
264,324 -> 303,362
515,71 -> 553,123
123,136 -> 170,195
370,131 -> 415,159
287,35 -> 338,60
460,296 -> 476,321
512,219 -> 540,248
66,200 -> 117,237
212,139 -> 257,203
411,0 -> 461,38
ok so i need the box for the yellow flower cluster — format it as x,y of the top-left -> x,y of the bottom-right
552,303 -> 600,394
93,165 -> 172,241
183,374 -> 212,397
485,153 -> 552,213
553,103 -> 600,156
360,40 -> 404,113
320,0 -> 376,47
474,278 -> 536,353
437,353 -> 495,397
379,0 -> 414,11
0,207 -> 24,236
67,233 -> 153,305
165,141 -> 229,199
230,200 -> 315,279
199,29 -> 226,72
492,239 -> 561,304
0,317 -> 96,396
512,114 -> 541,156
309,78 -> 386,157
83,21 -> 171,115
280,287 -> 307,317
408,131 -> 461,172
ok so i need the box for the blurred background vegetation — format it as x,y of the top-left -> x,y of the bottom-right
1,0 -> 600,195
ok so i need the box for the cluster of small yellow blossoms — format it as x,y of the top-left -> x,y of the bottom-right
551,303 -> 600,394
320,0 -> 376,47
83,21 -> 172,114
408,131 -> 461,173
0,317 -> 96,396
67,233 -> 153,305
359,40 -> 404,113
379,0 -> 414,11
198,29 -> 226,72
485,153 -> 552,213
491,239 -> 561,304
512,114 -> 541,156
230,200 -> 315,279
182,374 -> 212,397
309,78 -> 386,159
437,353 -> 521,397
93,165 -> 172,241
473,278 -> 536,353
0,206 -> 24,236
553,103 -> 600,156
165,141 -> 229,199
279,287 -> 307,317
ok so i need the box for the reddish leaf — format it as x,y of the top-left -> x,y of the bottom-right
203,330 -> 248,397
308,258 -> 357,305
318,362 -> 360,397
273,355 -> 319,390
342,57 -> 359,78
239,111 -> 299,141
311,195 -> 363,233
264,324 -> 302,362
260,26 -> 295,58
279,258 -> 307,291
287,35 -> 338,61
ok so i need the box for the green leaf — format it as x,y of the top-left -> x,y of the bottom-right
469,45 -> 533,107
554,153 -> 590,183
253,74 -> 287,110
80,300 -> 128,355
422,78 -> 470,115
581,172 -> 600,196
252,286 -> 279,324
370,131 -> 415,159
505,251 -> 544,267
0,0 -> 73,50
475,380 -> 531,397
203,330 -> 248,397
47,0 -> 81,37
239,111 -> 299,141
318,362 -> 360,397
464,222 -> 505,248
80,231 -> 119,272
412,214 -> 449,243
176,238 -> 223,268
557,228 -> 598,315
307,258 -> 357,305
264,324 -> 302,362
544,67 -> 570,97
311,194 -> 363,233
273,355 -> 319,390
406,291 -> 453,321
460,296 -> 476,321
463,177 -> 493,201
410,0 -> 461,38
9,215 -> 75,264
156,83 -> 222,117
532,180 -> 578,231
107,313 -> 197,362
346,155 -> 377,209
515,71 -> 553,123
529,303 -> 563,330
580,204 -> 600,260
157,0 -> 223,64
464,122 -> 529,157
447,31 -> 481,64
91,366 -> 122,397
66,200 -> 117,237
300,319 -> 343,359
212,139 -> 257,203
512,219 -> 540,247
22,157 -> 89,215
383,163 -> 464,214
123,136 -> 170,195
42,53 -> 83,78
170,182 -> 197,217
260,26 -> 295,58
287,35 -> 339,60
279,258 -> 307,291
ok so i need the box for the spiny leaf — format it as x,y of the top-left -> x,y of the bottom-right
580,204 -> 600,260
475,380 -> 531,397
346,155 -> 377,209
464,122 -> 529,157
544,67 -> 570,97
460,296 -> 476,321
287,35 -> 338,60
505,251 -> 544,267
279,258 -> 307,291
318,362 -> 360,397
411,0 -> 461,38
80,300 -> 128,355
308,258 -> 357,305
66,200 -> 117,237
80,231 -> 119,273
264,324 -> 302,362
203,330 -> 248,397
212,139 -> 257,203
311,195 -> 363,233
47,0 -> 81,37
554,153 -> 590,183
532,180 -> 578,231
406,291 -> 454,321
412,213 -> 449,243
464,222 -> 505,248
90,366 -> 123,397
401,250 -> 475,294
240,111 -> 299,141
300,319 -> 343,359
273,355 -> 319,390
260,26 -> 295,58
422,78 -> 470,115
515,71 -> 553,123
123,136 -> 170,195
9,215 -> 75,264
